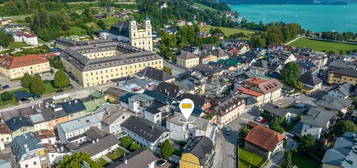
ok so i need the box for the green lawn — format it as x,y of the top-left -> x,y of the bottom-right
194,3 -> 217,11
43,81 -> 58,95
96,158 -> 108,167
200,25 -> 255,37
238,147 -> 266,167
102,16 -> 121,27
106,148 -> 126,160
292,154 -> 320,168
69,26 -> 87,36
289,38 -> 357,53
9,42 -> 28,49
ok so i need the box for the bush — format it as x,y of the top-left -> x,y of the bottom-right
129,142 -> 141,151
120,136 -> 133,149
0,92 -> 13,101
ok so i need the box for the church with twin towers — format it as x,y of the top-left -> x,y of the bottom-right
108,18 -> 153,51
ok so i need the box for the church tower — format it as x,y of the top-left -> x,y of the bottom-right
129,19 -> 153,51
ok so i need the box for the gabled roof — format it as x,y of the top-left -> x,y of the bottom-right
154,82 -> 180,98
62,99 -> 86,114
183,136 -> 213,164
0,124 -> 11,135
245,125 -> 285,152
6,116 -> 32,131
178,52 -> 199,60
316,95 -> 352,111
121,116 -> 168,143
0,55 -> 48,69
300,71 -> 322,86
331,68 -> 357,78
263,103 -> 286,117
107,149 -> 157,168
12,133 -> 43,161
76,134 -> 118,156
301,107 -> 336,128
136,67 -> 174,82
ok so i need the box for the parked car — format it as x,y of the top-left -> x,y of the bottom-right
156,159 -> 167,167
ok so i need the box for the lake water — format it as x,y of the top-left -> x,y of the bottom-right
230,4 -> 357,32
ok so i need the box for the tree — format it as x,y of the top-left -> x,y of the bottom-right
239,125 -> 249,145
30,75 -> 45,95
163,66 -> 172,75
54,70 -> 70,89
0,29 -> 14,47
56,153 -> 101,168
298,134 -> 316,153
160,140 -> 175,159
120,136 -> 134,149
283,151 -> 293,168
21,73 -> 33,88
281,62 -> 302,89
0,92 -> 13,101
330,120 -> 357,137
129,142 -> 141,151
97,20 -> 106,30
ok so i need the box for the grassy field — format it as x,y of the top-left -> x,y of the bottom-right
9,42 -> 28,49
69,26 -> 87,36
289,38 -> 357,53
292,154 -> 320,168
194,3 -> 217,11
200,25 -> 255,37
96,158 -> 108,167
238,147 -> 266,168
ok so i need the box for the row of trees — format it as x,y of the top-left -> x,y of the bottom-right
159,25 -> 221,60
136,0 -> 238,29
305,31 -> 357,41
20,70 -> 70,95
250,23 -> 303,48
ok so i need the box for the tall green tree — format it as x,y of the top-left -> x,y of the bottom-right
330,120 -> 357,137
0,29 -> 14,47
298,134 -> 316,153
283,151 -> 293,168
56,153 -> 100,168
54,70 -> 70,89
30,75 -> 45,95
21,73 -> 33,88
160,140 -> 175,159
281,62 -> 302,89
120,136 -> 134,149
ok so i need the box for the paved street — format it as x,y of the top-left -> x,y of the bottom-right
213,110 -> 259,168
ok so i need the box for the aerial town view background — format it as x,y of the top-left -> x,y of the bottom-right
0,0 -> 356,168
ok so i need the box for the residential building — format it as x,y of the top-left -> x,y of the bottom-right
238,77 -> 283,106
121,116 -> 170,151
244,125 -> 285,159
180,136 -> 214,168
129,19 -> 153,51
300,71 -> 323,94
328,68 -> 357,85
6,117 -> 34,138
263,103 -> 305,124
144,101 -> 170,125
167,114 -> 216,142
321,132 -> 357,168
136,67 -> 175,83
40,103 -> 69,129
61,40 -> 163,87
72,134 -> 118,160
104,87 -> 128,103
215,94 -> 245,125
29,113 -> 49,132
11,133 -> 45,168
35,130 -> 57,145
62,99 -> 86,120
328,83 -> 354,99
100,104 -> 132,135
177,52 -> 200,68
57,112 -> 105,144
106,149 -> 159,168
0,55 -> 50,79
316,95 -> 352,114
0,124 -> 12,151
293,108 -> 336,139
13,32 -> 38,46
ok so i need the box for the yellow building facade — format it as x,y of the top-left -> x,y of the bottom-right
328,69 -> 357,85
177,52 -> 200,68
61,40 -> 163,87
0,55 -> 50,79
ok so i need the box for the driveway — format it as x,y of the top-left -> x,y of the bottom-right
213,110 -> 258,168
0,74 -> 21,93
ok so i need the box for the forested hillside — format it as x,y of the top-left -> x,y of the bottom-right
220,0 -> 356,4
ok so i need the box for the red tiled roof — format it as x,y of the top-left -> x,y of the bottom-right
246,77 -> 268,85
0,55 -> 48,69
15,32 -> 37,38
245,125 -> 285,151
246,78 -> 283,94
238,87 -> 263,97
